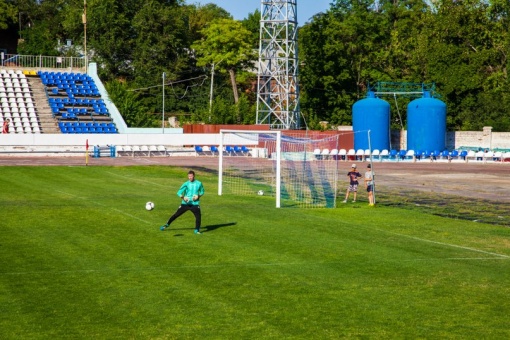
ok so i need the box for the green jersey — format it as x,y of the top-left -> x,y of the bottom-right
177,179 -> 204,206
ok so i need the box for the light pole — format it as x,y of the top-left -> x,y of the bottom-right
208,63 -> 215,122
82,0 -> 87,73
209,59 -> 224,122
162,72 -> 166,133
18,12 -> 23,41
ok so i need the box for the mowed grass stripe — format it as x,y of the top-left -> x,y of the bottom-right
1,166 -> 510,339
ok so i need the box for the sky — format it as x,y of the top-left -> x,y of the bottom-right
189,0 -> 332,25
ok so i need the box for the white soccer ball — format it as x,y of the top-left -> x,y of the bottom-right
145,201 -> 154,211
257,190 -> 264,196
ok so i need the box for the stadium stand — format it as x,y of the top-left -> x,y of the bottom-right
39,71 -> 118,134
0,69 -> 41,134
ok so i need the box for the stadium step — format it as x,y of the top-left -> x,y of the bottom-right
27,77 -> 60,133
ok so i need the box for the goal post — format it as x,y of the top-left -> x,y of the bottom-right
219,130 -> 281,207
218,130 -> 340,208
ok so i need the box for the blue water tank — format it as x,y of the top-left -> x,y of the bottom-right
352,92 -> 390,151
407,92 -> 447,152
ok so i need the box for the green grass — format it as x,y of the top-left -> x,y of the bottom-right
1,165 -> 510,339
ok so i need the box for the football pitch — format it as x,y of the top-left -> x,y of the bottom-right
1,165 -> 509,339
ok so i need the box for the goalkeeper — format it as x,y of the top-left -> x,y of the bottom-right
160,170 -> 205,234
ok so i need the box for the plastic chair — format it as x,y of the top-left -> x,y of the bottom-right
338,149 -> 347,161
355,149 -> 365,161
398,150 -> 407,161
493,151 -> 502,162
157,145 -> 167,156
194,145 -> 204,156
431,150 -> 440,161
329,149 -> 339,160
211,146 -> 219,156
321,149 -> 330,160
379,149 -> 389,161
347,149 -> 356,160
313,148 -> 322,160
414,150 -> 423,161
371,149 -> 380,161
502,152 -> 510,162
450,150 -> 459,161
459,150 -> 468,161
405,150 -> 415,161
441,150 -> 450,160
225,146 -> 234,156
241,146 -> 250,156
389,149 -> 398,160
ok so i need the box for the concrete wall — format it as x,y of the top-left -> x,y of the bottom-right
392,127 -> 510,151
1,127 -> 509,153
0,133 -> 220,150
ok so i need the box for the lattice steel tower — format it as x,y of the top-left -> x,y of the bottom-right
256,1 -> 300,130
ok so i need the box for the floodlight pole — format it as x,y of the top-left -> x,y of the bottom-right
209,63 -> 215,122
83,0 -> 87,74
209,59 -> 223,122
162,72 -> 166,133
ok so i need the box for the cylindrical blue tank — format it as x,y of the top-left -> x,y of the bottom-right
407,92 -> 447,152
352,92 -> 390,151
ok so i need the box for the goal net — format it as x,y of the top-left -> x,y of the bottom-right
218,130 -> 340,208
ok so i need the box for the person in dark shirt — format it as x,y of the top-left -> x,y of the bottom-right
342,164 -> 362,203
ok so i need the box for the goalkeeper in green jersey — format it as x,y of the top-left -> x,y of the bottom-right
160,170 -> 205,234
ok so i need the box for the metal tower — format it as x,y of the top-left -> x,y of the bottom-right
256,1 -> 300,130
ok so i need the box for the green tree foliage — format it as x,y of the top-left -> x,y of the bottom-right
299,0 -> 510,131
241,9 -> 261,49
183,3 -> 232,44
191,18 -> 256,105
105,80 -> 150,127
4,0 -> 510,131
0,0 -> 17,30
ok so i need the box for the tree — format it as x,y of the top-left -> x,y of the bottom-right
191,18 -> 257,105
0,0 -> 17,30
241,9 -> 261,49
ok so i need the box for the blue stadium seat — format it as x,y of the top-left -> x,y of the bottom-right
398,150 -> 407,160
195,146 -> 204,156
415,150 -> 423,160
389,149 -> 398,160
460,150 -> 468,160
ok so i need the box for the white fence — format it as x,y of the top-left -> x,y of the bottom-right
0,54 -> 85,72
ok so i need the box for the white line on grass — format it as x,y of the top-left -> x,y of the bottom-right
1,262 -> 333,276
55,190 -> 151,224
105,171 -> 169,188
375,228 -> 509,259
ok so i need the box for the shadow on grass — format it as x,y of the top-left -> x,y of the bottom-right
168,222 -> 237,236
204,222 -> 237,232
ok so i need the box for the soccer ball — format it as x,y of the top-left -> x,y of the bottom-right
145,201 -> 154,211
257,190 -> 264,196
